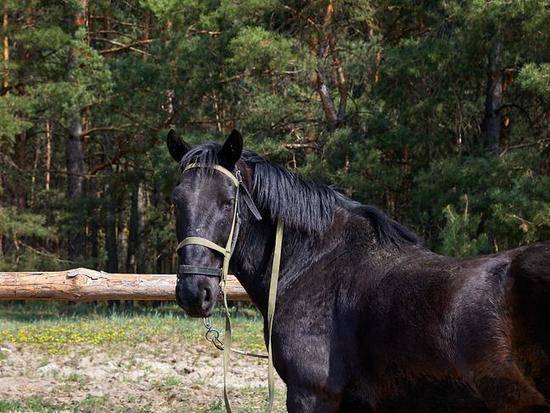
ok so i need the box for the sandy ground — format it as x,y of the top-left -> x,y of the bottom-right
0,339 -> 286,412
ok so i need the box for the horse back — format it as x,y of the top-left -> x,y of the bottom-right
351,243 -> 550,410
366,245 -> 545,355
359,248 -> 513,367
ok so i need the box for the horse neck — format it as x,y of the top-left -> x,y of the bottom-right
230,207 -> 355,317
229,216 -> 277,315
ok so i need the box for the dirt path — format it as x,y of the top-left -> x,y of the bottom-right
0,339 -> 286,412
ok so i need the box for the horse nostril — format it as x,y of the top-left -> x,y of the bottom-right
203,286 -> 212,304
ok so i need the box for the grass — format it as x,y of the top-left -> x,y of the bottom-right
0,398 -> 61,413
0,390 -> 286,413
154,375 -> 183,390
0,301 -> 265,354
203,388 -> 287,413
0,397 -> 153,413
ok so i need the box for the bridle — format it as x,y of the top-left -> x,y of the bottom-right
174,162 -> 283,413
176,163 -> 262,280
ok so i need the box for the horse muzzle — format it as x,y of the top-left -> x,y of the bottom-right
175,275 -> 218,318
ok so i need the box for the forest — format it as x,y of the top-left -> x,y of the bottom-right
0,0 -> 548,274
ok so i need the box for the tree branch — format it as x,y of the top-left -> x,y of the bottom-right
496,103 -> 533,126
188,28 -> 221,37
93,37 -> 154,56
284,143 -> 318,150
82,124 -> 132,137
89,150 -> 127,175
499,138 -> 550,156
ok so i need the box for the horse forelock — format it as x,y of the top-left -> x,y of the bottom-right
178,141 -> 419,245
179,142 -> 221,171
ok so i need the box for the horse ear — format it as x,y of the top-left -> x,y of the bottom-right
218,129 -> 243,169
166,129 -> 190,163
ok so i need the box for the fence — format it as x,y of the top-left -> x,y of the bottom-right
0,268 -> 249,302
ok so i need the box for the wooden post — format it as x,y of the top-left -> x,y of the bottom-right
0,268 -> 250,302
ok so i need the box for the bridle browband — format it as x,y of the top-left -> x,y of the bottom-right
174,162 -> 283,413
176,163 -> 262,279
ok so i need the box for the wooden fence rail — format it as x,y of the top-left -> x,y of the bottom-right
0,268 -> 250,302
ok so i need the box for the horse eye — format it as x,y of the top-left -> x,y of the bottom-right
222,200 -> 233,209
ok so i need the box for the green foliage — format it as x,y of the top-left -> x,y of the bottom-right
414,152 -> 550,251
518,63 -> 550,99
0,0 -> 548,271
0,96 -> 33,143
0,207 -> 53,239
439,200 -> 490,257
229,27 -> 297,73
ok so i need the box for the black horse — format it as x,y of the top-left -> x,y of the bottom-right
167,130 -> 550,413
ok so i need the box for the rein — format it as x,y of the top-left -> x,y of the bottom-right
176,163 -> 283,413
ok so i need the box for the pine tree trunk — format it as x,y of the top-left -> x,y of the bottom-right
127,176 -> 145,273
66,116 -> 85,261
136,183 -> 146,272
14,132 -> 27,209
65,0 -> 88,261
483,38 -> 503,155
2,5 -> 9,95
0,6 -> 5,254
152,179 -> 163,273
44,120 -> 52,190
90,178 -> 99,262
313,0 -> 347,131
30,141 -> 40,205
103,134 -> 118,273
118,206 -> 127,273
127,180 -> 138,272
104,173 -> 118,273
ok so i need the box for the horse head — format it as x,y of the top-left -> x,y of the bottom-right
167,129 -> 248,317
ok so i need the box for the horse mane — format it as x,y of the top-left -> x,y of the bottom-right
179,142 -> 419,246
337,195 -> 420,246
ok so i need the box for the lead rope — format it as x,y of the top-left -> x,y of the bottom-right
221,183 -> 240,413
203,317 -> 269,358
219,219 -> 284,413
267,220 -> 284,412
213,219 -> 284,413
